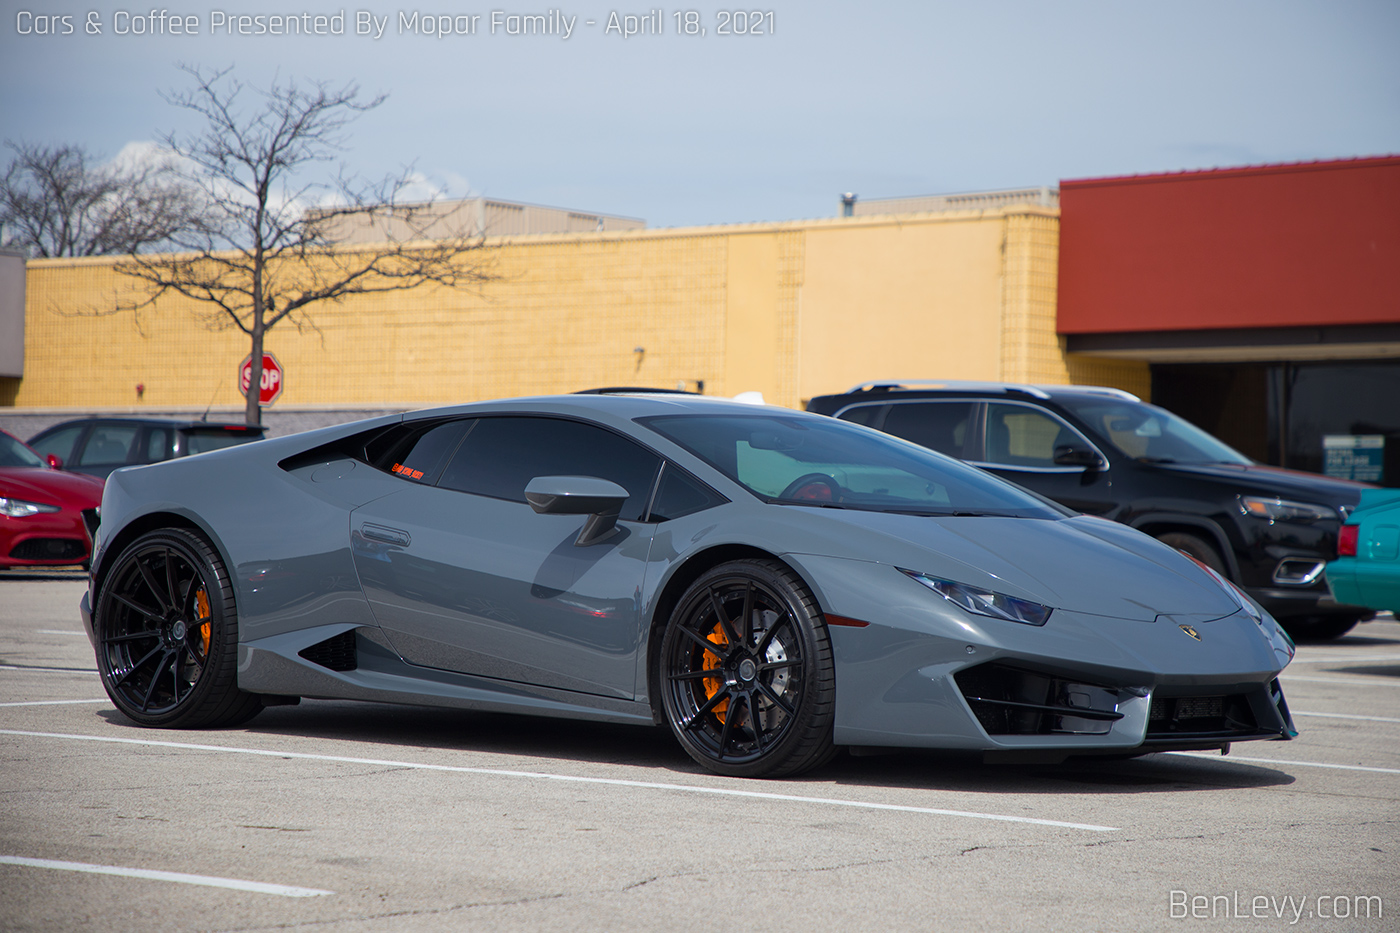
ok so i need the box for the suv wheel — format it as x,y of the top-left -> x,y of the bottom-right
1155,531 -> 1227,576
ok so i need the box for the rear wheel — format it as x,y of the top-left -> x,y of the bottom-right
659,560 -> 835,778
94,528 -> 261,728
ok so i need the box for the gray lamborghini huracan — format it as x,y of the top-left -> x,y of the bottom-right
81,393 -> 1298,777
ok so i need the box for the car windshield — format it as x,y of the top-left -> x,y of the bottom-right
0,432 -> 46,468
183,429 -> 262,455
1054,397 -> 1251,465
641,413 -> 1065,517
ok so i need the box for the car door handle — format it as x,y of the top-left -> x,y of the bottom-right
360,523 -> 411,547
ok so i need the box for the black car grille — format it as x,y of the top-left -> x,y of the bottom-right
298,630 -> 358,672
1146,693 -> 1259,738
9,538 -> 87,561
956,662 -> 1127,736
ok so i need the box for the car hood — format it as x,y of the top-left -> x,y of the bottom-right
0,467 -> 105,507
780,509 -> 1238,622
1154,461 -> 1366,506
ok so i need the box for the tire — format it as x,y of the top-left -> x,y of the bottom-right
1156,531 -> 1228,576
94,528 -> 262,728
1279,614 -> 1364,642
658,559 -> 835,778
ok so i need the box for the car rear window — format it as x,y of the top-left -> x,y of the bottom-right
182,428 -> 264,455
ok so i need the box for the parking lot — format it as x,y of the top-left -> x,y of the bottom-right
1,572 -> 1396,932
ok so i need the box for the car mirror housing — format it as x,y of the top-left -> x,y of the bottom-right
1053,445 -> 1106,471
46,454 -> 63,470
525,475 -> 630,546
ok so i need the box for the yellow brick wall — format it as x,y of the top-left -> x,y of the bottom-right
797,211 -> 1011,402
11,206 -> 1148,413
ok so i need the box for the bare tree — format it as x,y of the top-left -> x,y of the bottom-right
0,141 -> 200,256
118,65 -> 492,425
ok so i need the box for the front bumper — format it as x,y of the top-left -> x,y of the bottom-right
791,553 -> 1296,756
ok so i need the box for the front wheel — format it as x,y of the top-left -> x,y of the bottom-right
658,560 -> 835,778
94,528 -> 261,728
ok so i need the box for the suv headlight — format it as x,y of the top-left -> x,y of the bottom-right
900,569 -> 1053,626
1239,496 -> 1337,524
0,497 -> 62,518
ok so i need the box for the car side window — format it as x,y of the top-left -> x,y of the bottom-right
438,416 -> 661,522
77,424 -> 139,466
881,402 -> 975,458
31,424 -> 86,464
144,427 -> 175,463
647,463 -> 726,521
984,403 -> 1089,468
373,420 -> 472,484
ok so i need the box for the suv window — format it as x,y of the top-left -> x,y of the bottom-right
438,417 -> 662,522
144,427 -> 175,463
984,403 -> 1091,469
880,401 -> 975,458
30,424 -> 86,464
77,424 -> 139,466
835,404 -> 883,427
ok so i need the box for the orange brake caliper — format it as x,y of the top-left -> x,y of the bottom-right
701,624 -> 729,722
194,587 -> 211,656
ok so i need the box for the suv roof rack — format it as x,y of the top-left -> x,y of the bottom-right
842,380 -> 1140,403
844,380 -> 1053,399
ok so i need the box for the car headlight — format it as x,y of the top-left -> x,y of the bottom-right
900,569 -> 1053,626
0,497 -> 62,518
1239,495 -> 1337,523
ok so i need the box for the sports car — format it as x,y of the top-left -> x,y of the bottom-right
81,393 -> 1298,778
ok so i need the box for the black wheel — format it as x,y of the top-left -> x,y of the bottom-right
94,528 -> 261,728
1156,531 -> 1227,576
658,560 -> 835,778
779,473 -> 840,503
1279,614 -> 1365,642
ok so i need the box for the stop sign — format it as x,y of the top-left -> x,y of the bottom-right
239,352 -> 285,406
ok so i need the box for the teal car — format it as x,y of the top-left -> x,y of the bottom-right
1328,489 -> 1400,612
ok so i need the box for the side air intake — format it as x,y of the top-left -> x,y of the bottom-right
298,630 -> 358,672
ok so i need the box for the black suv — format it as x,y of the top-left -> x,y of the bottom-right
807,380 -> 1371,640
28,418 -> 266,480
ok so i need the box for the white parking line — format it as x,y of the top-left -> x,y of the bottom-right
1287,655 -> 1400,663
0,665 -> 98,674
0,699 -> 108,708
1292,710 -> 1400,724
35,630 -> 87,636
0,856 -> 332,897
1169,752 -> 1400,775
0,729 -> 1120,833
1281,675 -> 1400,687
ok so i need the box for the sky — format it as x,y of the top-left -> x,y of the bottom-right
1,1 -> 1397,228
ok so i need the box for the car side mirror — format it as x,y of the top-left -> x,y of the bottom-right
525,475 -> 629,547
1053,445 -> 1107,471
46,453 -> 63,470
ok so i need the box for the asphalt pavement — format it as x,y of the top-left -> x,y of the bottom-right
1,574 -> 1396,932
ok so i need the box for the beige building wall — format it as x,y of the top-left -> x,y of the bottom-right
9,207 -> 1148,415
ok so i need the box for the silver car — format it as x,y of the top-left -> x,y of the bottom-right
82,393 -> 1298,777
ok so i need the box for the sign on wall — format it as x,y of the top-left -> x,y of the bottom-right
1323,435 -> 1385,483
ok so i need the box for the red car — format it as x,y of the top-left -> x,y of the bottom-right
0,429 -> 104,569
